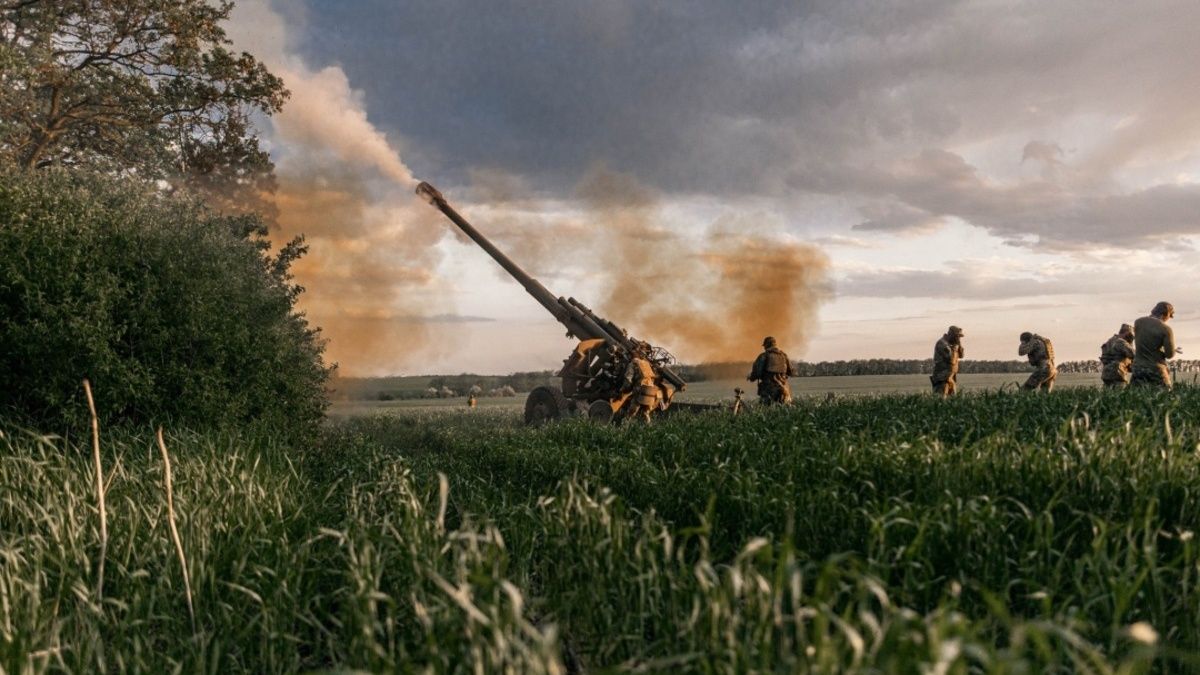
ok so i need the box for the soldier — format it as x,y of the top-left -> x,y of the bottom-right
1099,323 -> 1136,389
1018,332 -> 1057,392
622,342 -> 660,423
931,326 -> 965,397
1132,301 -> 1179,389
748,336 -> 796,405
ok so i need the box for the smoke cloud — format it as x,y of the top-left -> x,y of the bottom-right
474,168 -> 832,363
576,169 -> 830,362
229,1 -> 442,376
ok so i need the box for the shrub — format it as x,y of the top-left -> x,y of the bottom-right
0,167 -> 330,434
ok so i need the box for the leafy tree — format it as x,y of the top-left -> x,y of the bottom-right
0,0 -> 286,212
0,167 -> 330,434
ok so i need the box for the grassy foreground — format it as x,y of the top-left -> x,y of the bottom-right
3,387 -> 1200,672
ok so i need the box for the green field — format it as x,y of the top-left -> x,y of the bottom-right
330,372 -> 1104,416
4,385 -> 1200,672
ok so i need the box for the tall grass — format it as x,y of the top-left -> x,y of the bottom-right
0,428 -> 560,673
2,386 -> 1198,672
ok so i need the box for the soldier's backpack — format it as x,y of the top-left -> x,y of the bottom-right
1039,336 -> 1055,363
1099,337 -> 1118,365
764,349 -> 790,374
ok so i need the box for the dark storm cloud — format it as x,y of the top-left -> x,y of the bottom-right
292,0 -> 1200,246
296,0 -> 800,193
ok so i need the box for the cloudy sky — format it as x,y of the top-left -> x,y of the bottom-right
232,0 -> 1198,375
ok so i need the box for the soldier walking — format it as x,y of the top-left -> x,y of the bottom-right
1099,324 -> 1136,389
931,326 -> 965,397
1019,332 -> 1057,392
1132,301 -> 1179,389
748,336 -> 796,405
622,342 -> 660,423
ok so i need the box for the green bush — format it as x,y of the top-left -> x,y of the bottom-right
0,167 -> 330,433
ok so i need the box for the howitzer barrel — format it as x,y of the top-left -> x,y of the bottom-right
417,180 -> 687,394
417,181 -> 599,340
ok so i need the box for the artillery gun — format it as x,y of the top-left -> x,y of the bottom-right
416,181 -> 690,424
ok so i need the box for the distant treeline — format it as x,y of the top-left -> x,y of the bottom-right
682,359 -> 1200,381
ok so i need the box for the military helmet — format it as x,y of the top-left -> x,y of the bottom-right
762,336 -> 777,348
947,325 -> 964,337
1152,301 -> 1175,318
1019,331 -> 1033,342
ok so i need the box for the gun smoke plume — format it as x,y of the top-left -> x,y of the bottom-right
229,1 -> 443,375
472,168 -> 831,363
577,170 -> 830,362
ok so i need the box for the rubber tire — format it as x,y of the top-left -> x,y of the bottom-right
587,399 -> 615,424
524,386 -> 570,426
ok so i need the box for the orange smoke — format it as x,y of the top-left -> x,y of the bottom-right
475,168 -> 831,363
268,168 -> 447,375
227,1 -> 447,376
268,162 -> 829,373
579,169 -> 830,362
694,231 -> 831,360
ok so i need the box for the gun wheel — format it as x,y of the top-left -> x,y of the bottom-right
524,386 -> 570,426
587,399 -> 615,423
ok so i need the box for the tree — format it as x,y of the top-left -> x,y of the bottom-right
0,0 -> 286,212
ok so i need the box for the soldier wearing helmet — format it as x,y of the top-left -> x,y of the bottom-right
1018,331 -> 1057,392
1099,323 -> 1136,389
1132,301 -> 1179,389
931,326 -> 965,397
748,336 -> 796,405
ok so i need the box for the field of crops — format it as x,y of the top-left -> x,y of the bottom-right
329,372 -> 1106,417
4,386 -> 1200,672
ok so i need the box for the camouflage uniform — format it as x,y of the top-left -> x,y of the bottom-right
1099,326 -> 1135,389
1132,305 -> 1177,389
931,326 -> 964,397
749,338 -> 796,405
1019,333 -> 1057,392
623,354 -> 660,423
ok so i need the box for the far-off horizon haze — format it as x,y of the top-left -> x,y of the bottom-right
231,0 -> 1198,376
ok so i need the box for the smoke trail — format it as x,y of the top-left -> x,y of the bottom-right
228,1 -> 440,375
